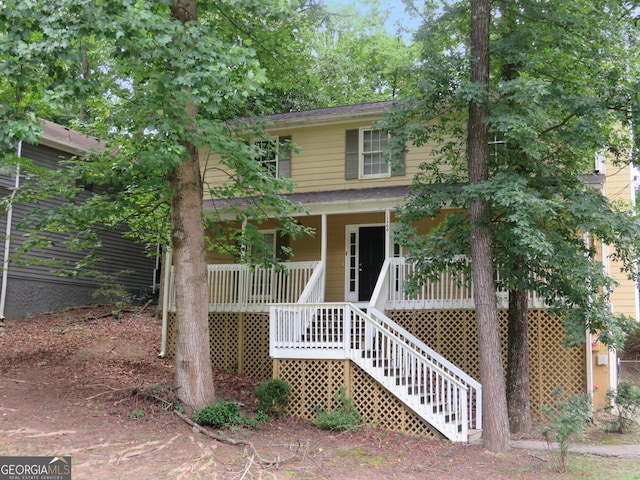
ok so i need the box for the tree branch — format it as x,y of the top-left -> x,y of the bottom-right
174,409 -> 306,466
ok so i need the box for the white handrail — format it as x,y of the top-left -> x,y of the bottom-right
368,306 -> 482,432
297,260 -> 326,304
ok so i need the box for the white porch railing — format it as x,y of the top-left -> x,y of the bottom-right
297,260 -> 325,304
381,257 -> 546,310
167,261 -> 320,313
270,303 -> 477,442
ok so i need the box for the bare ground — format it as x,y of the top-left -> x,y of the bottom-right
0,306 -> 637,480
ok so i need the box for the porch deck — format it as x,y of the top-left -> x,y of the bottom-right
162,258 -> 583,443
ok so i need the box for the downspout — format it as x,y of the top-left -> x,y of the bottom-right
321,214 -> 327,299
586,331 -> 594,399
0,141 -> 21,319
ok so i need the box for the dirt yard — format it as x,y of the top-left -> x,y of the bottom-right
0,306 -> 636,479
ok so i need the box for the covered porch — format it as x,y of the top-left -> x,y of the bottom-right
160,195 -> 589,443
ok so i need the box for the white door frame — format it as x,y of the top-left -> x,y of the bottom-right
344,213 -> 393,302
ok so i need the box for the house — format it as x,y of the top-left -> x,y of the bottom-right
161,101 -> 638,442
0,119 -> 157,319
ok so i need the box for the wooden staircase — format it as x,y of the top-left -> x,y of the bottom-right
273,303 -> 482,442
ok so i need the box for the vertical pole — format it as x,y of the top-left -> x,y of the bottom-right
0,141 -> 21,320
160,248 -> 172,357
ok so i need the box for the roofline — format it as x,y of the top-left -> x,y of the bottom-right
38,119 -> 105,155
262,101 -> 394,130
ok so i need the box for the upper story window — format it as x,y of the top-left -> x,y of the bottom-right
255,140 -> 278,176
253,135 -> 292,178
345,128 -> 405,180
361,128 -> 389,178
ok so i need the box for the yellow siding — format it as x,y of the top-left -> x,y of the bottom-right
288,216 -> 322,262
604,162 -> 637,320
200,108 -> 637,324
200,118 -> 443,196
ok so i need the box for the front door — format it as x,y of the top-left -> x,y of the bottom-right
345,225 -> 386,302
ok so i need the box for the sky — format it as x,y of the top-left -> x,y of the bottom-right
379,0 -> 422,36
327,0 -> 422,41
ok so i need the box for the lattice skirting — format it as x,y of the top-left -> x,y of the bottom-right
166,308 -> 585,430
388,309 -> 585,418
165,311 -> 271,380
273,358 -> 441,439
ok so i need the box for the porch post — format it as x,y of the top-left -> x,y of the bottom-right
321,214 -> 327,262
241,219 -> 248,262
385,209 -> 391,260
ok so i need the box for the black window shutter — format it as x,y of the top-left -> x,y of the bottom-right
390,150 -> 406,177
345,129 -> 359,179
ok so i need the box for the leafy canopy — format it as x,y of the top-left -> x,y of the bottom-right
0,0 -> 317,269
384,0 -> 640,347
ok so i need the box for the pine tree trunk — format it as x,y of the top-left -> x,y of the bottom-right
507,289 -> 531,433
168,0 -> 215,411
468,0 -> 511,453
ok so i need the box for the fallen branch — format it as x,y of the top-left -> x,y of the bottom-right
115,434 -> 181,465
85,385 -> 137,401
528,452 -> 548,462
85,382 -> 178,411
174,409 -> 305,467
139,299 -> 154,313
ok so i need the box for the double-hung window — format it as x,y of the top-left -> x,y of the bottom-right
253,135 -> 292,178
345,128 -> 404,180
255,140 -> 278,176
360,127 -> 389,178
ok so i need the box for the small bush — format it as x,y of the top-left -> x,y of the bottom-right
90,270 -> 134,310
605,381 -> 640,433
540,388 -> 592,473
313,387 -> 361,431
254,378 -> 291,417
193,400 -> 245,428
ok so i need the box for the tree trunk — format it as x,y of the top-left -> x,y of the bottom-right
495,0 -> 531,435
507,288 -> 531,433
168,142 -> 216,411
169,0 -> 215,411
468,0 -> 511,453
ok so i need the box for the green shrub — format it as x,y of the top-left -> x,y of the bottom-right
193,400 -> 245,428
254,378 -> 291,417
540,388 -> 592,473
313,387 -> 361,431
605,381 -> 640,433
255,410 -> 270,423
90,270 -> 134,310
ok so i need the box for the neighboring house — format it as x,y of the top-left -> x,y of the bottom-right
161,101 -> 638,442
0,119 -> 157,319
